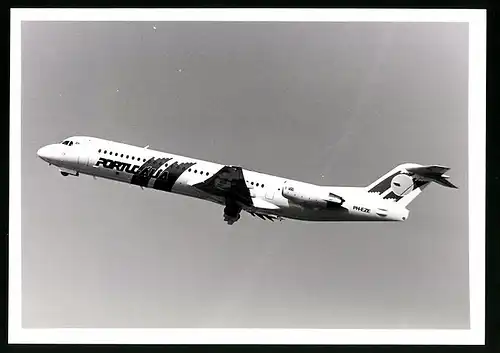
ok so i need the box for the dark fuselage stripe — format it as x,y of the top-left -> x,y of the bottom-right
95,156 -> 196,192
153,161 -> 196,192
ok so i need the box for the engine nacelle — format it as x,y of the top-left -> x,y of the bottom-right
282,185 -> 344,209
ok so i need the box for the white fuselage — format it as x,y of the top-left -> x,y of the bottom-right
37,136 -> 409,223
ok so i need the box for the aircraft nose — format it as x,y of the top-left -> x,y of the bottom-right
37,145 -> 59,163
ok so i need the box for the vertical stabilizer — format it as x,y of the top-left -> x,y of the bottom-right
365,163 -> 457,207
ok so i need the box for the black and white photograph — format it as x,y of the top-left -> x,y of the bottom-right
9,8 -> 486,345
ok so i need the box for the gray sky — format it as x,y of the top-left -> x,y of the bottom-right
21,21 -> 469,329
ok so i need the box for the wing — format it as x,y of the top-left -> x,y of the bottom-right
192,166 -> 253,207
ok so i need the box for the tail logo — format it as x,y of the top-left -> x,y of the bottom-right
390,174 -> 414,197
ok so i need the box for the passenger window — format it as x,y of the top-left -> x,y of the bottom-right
132,157 -> 135,160
121,154 -> 124,158
261,184 -> 265,188
256,183 -> 259,187
104,150 -> 107,154
126,155 -> 129,159
115,153 -> 118,156
206,172 -> 209,176
98,149 -> 101,153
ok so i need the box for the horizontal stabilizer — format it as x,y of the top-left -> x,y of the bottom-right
405,165 -> 458,189
405,165 -> 450,176
434,177 -> 458,189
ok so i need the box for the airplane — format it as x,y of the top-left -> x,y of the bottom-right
36,136 -> 458,225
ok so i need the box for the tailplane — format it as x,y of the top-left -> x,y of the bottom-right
365,163 -> 457,207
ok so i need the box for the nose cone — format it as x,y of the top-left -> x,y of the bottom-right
37,145 -> 59,163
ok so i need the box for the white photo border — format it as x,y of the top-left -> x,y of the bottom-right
9,8 -> 486,345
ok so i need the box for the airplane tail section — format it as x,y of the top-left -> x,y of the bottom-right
365,163 -> 457,207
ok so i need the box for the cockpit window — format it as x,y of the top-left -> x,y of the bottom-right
61,140 -> 76,146
62,141 -> 69,145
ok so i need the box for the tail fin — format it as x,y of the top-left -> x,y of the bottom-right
365,163 -> 457,207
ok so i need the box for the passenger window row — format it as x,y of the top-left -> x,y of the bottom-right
188,168 -> 210,176
249,181 -> 265,188
97,148 -> 214,177
95,149 -> 267,188
98,149 -> 147,162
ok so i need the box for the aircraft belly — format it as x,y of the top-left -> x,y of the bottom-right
172,183 -> 201,197
82,165 -> 133,183
279,205 -> 381,222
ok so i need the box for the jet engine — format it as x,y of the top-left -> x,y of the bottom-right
282,185 -> 344,209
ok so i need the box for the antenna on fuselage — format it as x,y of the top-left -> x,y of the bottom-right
144,145 -> 149,149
